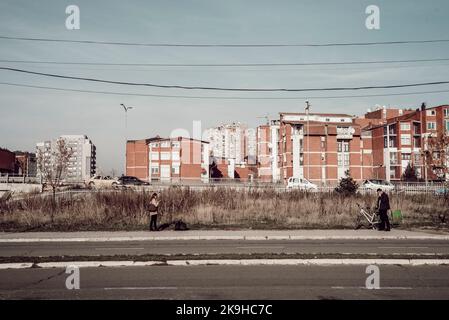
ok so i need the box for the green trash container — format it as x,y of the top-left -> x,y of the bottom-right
391,209 -> 402,226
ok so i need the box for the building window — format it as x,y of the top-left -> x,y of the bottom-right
400,134 -> 411,146
413,137 -> 421,148
344,153 -> 350,166
390,152 -> 397,165
150,152 -> 159,160
151,166 -> 159,174
445,120 -> 449,132
160,152 -> 170,160
171,151 -> 180,161
390,167 -> 396,179
171,141 -> 180,148
337,140 -> 349,152
400,122 -> 410,131
426,109 -> 436,116
161,141 -> 170,148
401,153 -> 411,161
414,153 -> 421,164
427,122 -> 436,130
171,166 -> 180,174
444,108 -> 449,117
150,143 -> 159,148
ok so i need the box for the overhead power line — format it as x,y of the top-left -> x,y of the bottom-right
1,81 -> 448,100
1,57 -> 449,67
1,35 -> 449,47
1,66 -> 449,92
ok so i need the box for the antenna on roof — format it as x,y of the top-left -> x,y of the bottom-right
257,114 -> 270,125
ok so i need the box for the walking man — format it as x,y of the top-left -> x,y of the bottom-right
376,188 -> 391,231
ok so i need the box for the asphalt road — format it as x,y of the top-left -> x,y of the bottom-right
0,265 -> 448,299
1,239 -> 449,257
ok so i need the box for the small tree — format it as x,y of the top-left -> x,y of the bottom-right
423,132 -> 449,181
402,163 -> 418,182
335,170 -> 359,195
37,138 -> 73,219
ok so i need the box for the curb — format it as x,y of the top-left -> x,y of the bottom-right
1,235 -> 449,242
1,259 -> 448,269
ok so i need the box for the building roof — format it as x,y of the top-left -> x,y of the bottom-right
279,112 -> 354,117
127,136 -> 209,144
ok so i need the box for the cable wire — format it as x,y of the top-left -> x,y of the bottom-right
2,66 -> 449,92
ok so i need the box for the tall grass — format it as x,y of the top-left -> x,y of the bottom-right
0,187 -> 447,231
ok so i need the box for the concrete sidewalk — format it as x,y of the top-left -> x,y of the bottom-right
1,229 -> 448,242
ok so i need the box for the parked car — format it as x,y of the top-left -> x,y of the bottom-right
116,176 -> 150,187
86,175 -> 118,189
286,177 -> 318,191
362,179 -> 395,191
435,187 -> 449,197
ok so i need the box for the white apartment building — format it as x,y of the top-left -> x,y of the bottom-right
205,122 -> 256,165
36,135 -> 96,182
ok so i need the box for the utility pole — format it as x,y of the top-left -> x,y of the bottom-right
305,101 -> 311,181
120,103 -> 133,175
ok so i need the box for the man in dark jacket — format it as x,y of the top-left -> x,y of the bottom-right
376,188 -> 391,231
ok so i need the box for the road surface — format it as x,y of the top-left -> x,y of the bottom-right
1,239 -> 448,258
0,265 -> 448,299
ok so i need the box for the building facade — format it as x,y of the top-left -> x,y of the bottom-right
205,122 -> 257,165
14,151 -> 37,176
0,148 -> 16,174
256,121 -> 280,182
126,136 -> 210,183
367,104 -> 449,181
276,112 -> 373,184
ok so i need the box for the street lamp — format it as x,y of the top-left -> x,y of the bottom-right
305,101 -> 311,181
120,103 -> 133,175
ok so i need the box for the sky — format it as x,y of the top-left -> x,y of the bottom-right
1,0 -> 449,174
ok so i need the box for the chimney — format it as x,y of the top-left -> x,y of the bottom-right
421,102 -> 426,111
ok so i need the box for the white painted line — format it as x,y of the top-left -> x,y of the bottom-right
379,246 -> 429,249
95,247 -> 145,250
104,287 -> 177,290
0,263 -> 33,269
236,246 -> 285,249
1,235 -> 449,243
36,261 -> 162,268
1,259 -> 449,269
332,286 -> 412,290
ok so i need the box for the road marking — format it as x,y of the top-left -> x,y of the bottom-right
1,259 -> 449,269
236,246 -> 285,249
95,247 -> 145,250
104,287 -> 177,290
378,246 -> 429,249
332,286 -> 412,290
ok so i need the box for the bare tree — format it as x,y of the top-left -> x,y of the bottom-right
423,132 -> 449,181
37,138 -> 73,219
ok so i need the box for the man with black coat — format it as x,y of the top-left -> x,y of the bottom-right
376,188 -> 391,231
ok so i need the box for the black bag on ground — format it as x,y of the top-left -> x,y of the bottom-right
157,223 -> 172,231
174,220 -> 189,231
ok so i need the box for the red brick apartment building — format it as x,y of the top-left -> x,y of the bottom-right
0,148 -> 16,174
367,104 -> 449,181
209,157 -> 258,181
275,112 -> 374,184
126,136 -> 210,182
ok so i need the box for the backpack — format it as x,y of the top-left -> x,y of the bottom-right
148,203 -> 158,213
174,220 -> 189,231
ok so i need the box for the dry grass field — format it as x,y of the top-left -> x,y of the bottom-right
0,187 -> 447,231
